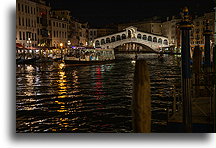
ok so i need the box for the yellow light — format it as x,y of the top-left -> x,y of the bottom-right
60,43 -> 63,47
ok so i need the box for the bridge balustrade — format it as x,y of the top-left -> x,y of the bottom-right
93,27 -> 170,51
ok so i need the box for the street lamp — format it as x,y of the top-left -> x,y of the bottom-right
26,38 -> 32,58
60,43 -> 63,59
67,40 -> 71,54
67,40 -> 71,47
27,38 -> 32,48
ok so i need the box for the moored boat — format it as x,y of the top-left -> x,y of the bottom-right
64,48 -> 115,65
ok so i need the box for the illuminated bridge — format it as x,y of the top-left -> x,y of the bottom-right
93,26 -> 170,52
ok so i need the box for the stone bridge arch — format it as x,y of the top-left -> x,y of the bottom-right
93,26 -> 169,52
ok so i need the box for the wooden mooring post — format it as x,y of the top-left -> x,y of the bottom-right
192,46 -> 202,97
203,20 -> 212,74
212,45 -> 216,133
179,7 -> 193,132
133,60 -> 151,133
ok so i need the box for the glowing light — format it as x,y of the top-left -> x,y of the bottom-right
59,63 -> 65,69
131,60 -> 136,64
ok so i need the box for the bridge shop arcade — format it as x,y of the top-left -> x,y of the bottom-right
93,26 -> 170,53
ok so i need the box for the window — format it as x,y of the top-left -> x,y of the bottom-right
19,31 -> 22,40
116,35 -> 121,41
143,35 -> 147,40
32,32 -> 34,40
163,39 -> 168,45
27,6 -> 29,13
137,34 -> 141,39
111,36 -> 115,42
21,4 -> 24,12
101,39 -> 105,45
122,34 -> 126,39
18,3 -> 20,11
158,38 -> 162,44
153,37 -> 157,42
28,18 -> 30,27
35,33 -> 36,41
25,5 -> 27,13
95,40 -> 100,47
22,18 -> 24,26
23,32 -> 25,40
53,22 -> 55,26
19,17 -> 21,25
106,38 -> 110,43
148,36 -> 152,42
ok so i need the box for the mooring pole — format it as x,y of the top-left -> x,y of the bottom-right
133,60 -> 151,133
192,46 -> 202,97
203,20 -> 212,73
213,6 -> 216,133
179,7 -> 193,132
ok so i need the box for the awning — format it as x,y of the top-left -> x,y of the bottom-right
16,43 -> 24,49
26,47 -> 37,50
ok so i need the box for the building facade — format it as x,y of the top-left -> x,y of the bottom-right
50,18 -> 68,48
118,21 -> 163,36
16,0 -> 89,48
162,17 -> 181,50
36,0 -> 51,47
50,10 -> 70,48
16,0 -> 38,47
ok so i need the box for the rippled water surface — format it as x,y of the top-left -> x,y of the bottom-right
16,54 -> 181,133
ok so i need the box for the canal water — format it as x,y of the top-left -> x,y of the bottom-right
16,53 -> 181,133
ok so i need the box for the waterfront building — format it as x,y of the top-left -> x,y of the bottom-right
88,28 -> 117,41
16,0 -> 38,48
118,20 -> 163,36
50,10 -> 70,48
88,29 -> 98,42
16,0 -> 51,48
162,17 -> 181,50
79,23 -> 88,46
190,12 -> 215,57
204,12 -> 215,45
190,15 -> 205,49
50,17 -> 68,48
36,0 -> 51,47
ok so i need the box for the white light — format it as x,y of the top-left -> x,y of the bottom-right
131,60 -> 136,64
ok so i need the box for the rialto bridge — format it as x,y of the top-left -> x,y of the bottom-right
93,26 -> 170,52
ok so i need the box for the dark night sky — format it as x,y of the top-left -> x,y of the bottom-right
48,0 -> 215,27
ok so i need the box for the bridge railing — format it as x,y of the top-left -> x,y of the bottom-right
97,38 -> 169,50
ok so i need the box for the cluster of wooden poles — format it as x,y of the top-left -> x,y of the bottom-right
132,7 -> 215,133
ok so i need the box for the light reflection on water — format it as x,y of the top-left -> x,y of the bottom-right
16,53 -> 181,133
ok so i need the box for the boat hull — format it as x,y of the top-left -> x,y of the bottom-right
64,59 -> 115,65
